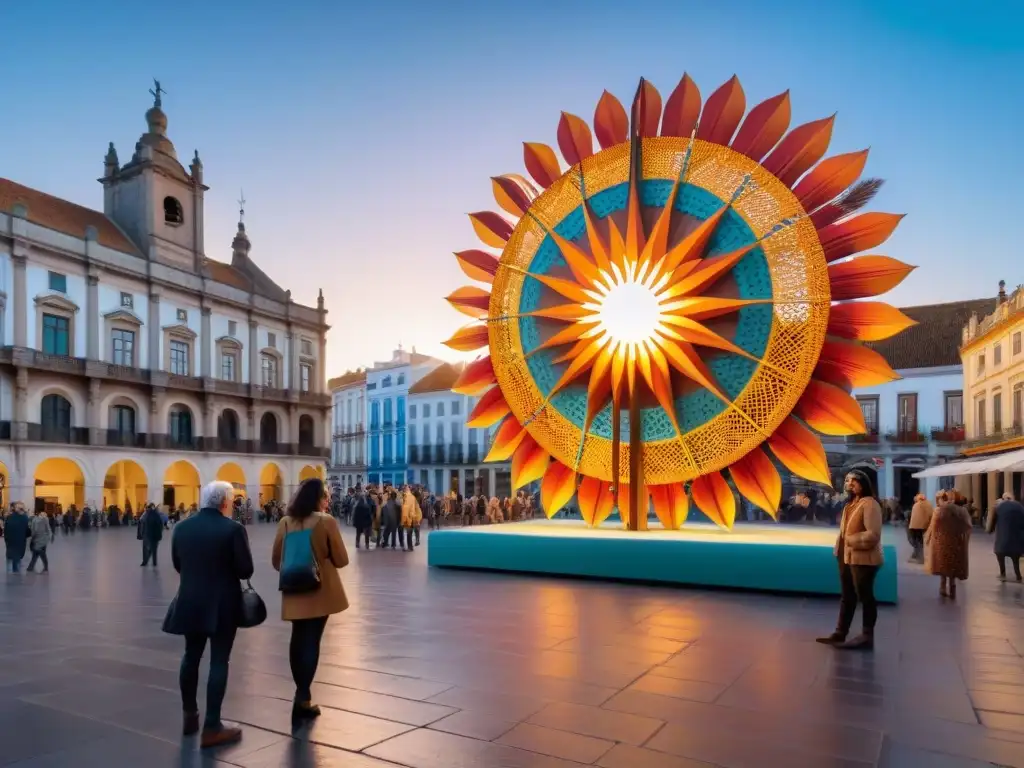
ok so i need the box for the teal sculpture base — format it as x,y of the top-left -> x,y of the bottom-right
427,520 -> 898,604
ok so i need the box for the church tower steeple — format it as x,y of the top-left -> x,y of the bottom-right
100,80 -> 208,273
231,190 -> 251,266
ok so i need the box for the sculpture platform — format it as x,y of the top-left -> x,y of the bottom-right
428,520 -> 899,604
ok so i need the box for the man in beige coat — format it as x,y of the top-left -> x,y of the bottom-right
907,493 -> 933,563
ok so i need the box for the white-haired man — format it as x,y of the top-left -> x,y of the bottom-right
162,480 -> 254,749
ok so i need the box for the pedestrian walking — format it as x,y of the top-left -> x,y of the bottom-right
139,503 -> 165,567
27,510 -> 52,573
925,490 -> 972,599
162,481 -> 255,749
271,478 -> 349,721
988,493 -> 1024,582
5,504 -> 30,573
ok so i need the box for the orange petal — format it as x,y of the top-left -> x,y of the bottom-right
660,73 -> 701,137
762,116 -> 835,187
815,340 -> 900,389
577,476 -> 607,527
527,303 -> 592,321
467,386 -> 511,428
533,273 -> 592,304
795,379 -> 867,436
452,356 -> 496,395
617,482 -> 649,528
446,286 -> 491,318
650,483 -> 689,530
819,212 -> 905,263
511,434 -> 549,490
631,78 -> 662,138
827,301 -> 917,342
767,416 -> 832,486
540,461 -> 576,519
728,447 -> 781,519
730,91 -> 791,162
546,229 -> 601,288
469,211 -> 513,249
455,249 -> 499,284
491,174 -> 537,218
657,206 -> 728,276
792,150 -> 868,213
523,142 -> 561,188
690,472 -> 736,530
828,255 -> 915,301
443,324 -> 489,352
557,111 -> 594,166
485,415 -> 529,462
696,75 -> 745,145
594,90 -> 628,148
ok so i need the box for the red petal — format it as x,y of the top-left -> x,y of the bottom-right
795,379 -> 867,436
660,73 -> 701,137
540,461 -> 576,519
690,472 -> 736,530
446,286 -> 491,318
828,255 -> 916,300
792,150 -> 868,213
523,142 -> 561,188
594,90 -> 628,148
827,301 -> 917,342
467,386 -> 510,428
468,211 -> 513,249
767,416 -> 832,486
443,324 -> 489,352
452,356 -> 496,395
762,116 -> 835,187
696,75 -> 745,145
818,212 -> 904,263
729,447 -> 781,519
815,340 -> 900,389
730,91 -> 791,162
455,249 -> 500,284
491,174 -> 537,218
557,112 -> 594,166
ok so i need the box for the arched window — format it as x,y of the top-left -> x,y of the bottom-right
163,196 -> 184,225
299,415 -> 315,449
41,394 -> 72,442
111,404 -> 136,439
260,412 -> 278,449
218,409 -> 240,446
168,405 -> 193,446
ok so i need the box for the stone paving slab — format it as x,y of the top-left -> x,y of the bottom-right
1,523 -> 1023,766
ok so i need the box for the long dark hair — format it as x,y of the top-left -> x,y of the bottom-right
846,469 -> 876,500
288,478 -> 326,520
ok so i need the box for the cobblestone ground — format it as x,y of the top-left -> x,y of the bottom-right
1,522 -> 1023,767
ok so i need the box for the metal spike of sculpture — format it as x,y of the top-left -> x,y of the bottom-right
446,74 -> 914,531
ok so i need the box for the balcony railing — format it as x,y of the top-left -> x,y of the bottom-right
448,443 -> 464,464
434,444 -> 446,464
931,426 -> 966,443
886,429 -> 928,444
106,429 -> 147,448
847,429 -> 880,444
963,424 -> 1024,451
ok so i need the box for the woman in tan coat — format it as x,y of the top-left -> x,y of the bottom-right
271,478 -> 349,720
400,487 -> 421,551
817,469 -> 884,651
925,490 -> 972,599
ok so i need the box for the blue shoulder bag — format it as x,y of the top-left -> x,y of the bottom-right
278,522 -> 321,594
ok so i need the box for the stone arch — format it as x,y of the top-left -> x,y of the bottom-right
299,465 -> 325,482
167,402 -> 197,446
217,407 -> 242,446
103,459 -> 148,512
158,393 -> 204,436
30,383 -> 87,428
163,459 -> 200,509
259,462 -> 284,505
259,411 -> 280,449
99,390 -> 150,432
216,461 -> 247,497
33,456 -> 87,511
256,404 -> 289,442
298,414 -> 316,449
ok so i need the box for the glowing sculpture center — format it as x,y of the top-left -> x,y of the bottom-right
589,274 -> 663,346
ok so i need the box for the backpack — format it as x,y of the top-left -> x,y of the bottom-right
278,518 -> 321,594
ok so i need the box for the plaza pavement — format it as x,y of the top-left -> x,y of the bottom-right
1,522 -> 1023,767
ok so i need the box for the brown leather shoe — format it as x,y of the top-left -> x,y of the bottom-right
200,726 -> 242,749
182,711 -> 200,736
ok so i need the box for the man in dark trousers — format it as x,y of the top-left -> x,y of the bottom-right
352,492 -> 373,549
139,503 -> 165,567
162,481 -> 254,750
5,503 -> 30,573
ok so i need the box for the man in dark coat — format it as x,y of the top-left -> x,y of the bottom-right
380,491 -> 401,549
989,493 -> 1024,582
138,503 -> 165,567
4,504 -> 29,572
162,481 -> 254,749
352,492 -> 373,549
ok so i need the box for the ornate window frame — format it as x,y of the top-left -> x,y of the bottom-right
216,335 -> 243,382
163,323 -> 197,376
35,293 -> 79,356
104,308 -> 144,366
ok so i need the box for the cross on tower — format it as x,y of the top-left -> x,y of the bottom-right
238,190 -> 246,223
149,79 -> 166,107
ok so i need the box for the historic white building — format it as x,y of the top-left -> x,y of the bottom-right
825,297 -> 992,508
0,87 -> 330,512
407,362 -> 512,498
365,347 -> 444,487
328,368 -> 366,490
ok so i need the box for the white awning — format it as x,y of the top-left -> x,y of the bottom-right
913,448 -> 1024,478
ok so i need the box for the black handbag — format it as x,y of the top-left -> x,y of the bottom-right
238,580 -> 267,628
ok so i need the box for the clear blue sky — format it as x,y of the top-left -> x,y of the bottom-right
1,0 -> 1021,375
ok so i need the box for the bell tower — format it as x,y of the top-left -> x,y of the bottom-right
100,80 -> 208,272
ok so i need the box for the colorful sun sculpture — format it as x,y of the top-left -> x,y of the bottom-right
444,74 -> 915,531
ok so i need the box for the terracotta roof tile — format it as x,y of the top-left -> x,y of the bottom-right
328,370 -> 367,391
203,259 -> 252,291
0,177 -> 140,255
409,362 -> 463,394
867,297 -> 994,370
